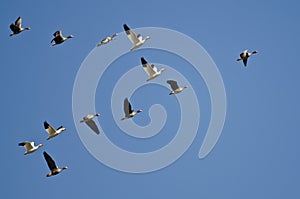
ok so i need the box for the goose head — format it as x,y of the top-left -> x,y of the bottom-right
95,113 -> 101,117
67,35 -> 74,39
60,127 -> 67,131
136,110 -> 142,113
38,144 -> 43,148
183,86 -> 188,89
145,36 -> 150,41
252,50 -> 258,54
62,166 -> 68,170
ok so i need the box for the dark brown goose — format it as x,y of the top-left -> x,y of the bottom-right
51,30 -> 74,46
121,98 -> 142,120
43,151 -> 67,177
9,17 -> 30,36
237,50 -> 257,67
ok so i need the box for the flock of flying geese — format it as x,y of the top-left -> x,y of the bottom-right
12,16 -> 257,177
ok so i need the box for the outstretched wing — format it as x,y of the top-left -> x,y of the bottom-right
15,17 -> 22,28
141,57 -> 156,76
18,142 -> 34,150
123,24 -> 139,45
43,151 -> 57,170
243,58 -> 248,67
44,121 -> 56,135
85,120 -> 100,135
53,30 -> 62,37
124,98 -> 133,116
167,80 -> 179,91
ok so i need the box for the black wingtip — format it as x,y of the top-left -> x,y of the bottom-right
141,57 -> 147,64
123,24 -> 130,31
44,121 -> 49,129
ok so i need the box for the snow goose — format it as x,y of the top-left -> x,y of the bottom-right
96,33 -> 118,47
167,80 -> 188,95
80,114 -> 101,135
141,57 -> 165,81
51,30 -> 74,46
121,98 -> 142,120
237,50 -> 257,67
18,141 -> 43,155
44,121 -> 66,140
9,17 -> 31,36
43,151 -> 67,177
123,24 -> 150,51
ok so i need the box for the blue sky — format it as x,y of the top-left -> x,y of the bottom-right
1,0 -> 299,198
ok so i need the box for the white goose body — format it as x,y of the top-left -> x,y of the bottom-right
123,24 -> 150,51
44,121 -> 66,140
18,141 -> 43,155
237,50 -> 257,67
167,80 -> 188,95
141,57 -> 165,81
80,114 -> 101,134
121,98 -> 142,120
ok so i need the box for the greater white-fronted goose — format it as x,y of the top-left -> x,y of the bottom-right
44,121 -> 66,140
18,141 -> 43,155
9,17 -> 31,36
51,30 -> 74,46
96,33 -> 118,47
80,114 -> 101,135
43,151 -> 67,177
121,98 -> 142,120
141,57 -> 165,81
123,24 -> 150,51
237,50 -> 257,67
167,80 -> 188,95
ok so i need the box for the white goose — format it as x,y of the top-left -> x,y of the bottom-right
121,98 -> 142,120
123,24 -> 150,51
141,57 -> 165,81
80,114 -> 101,135
9,17 -> 31,36
18,141 -> 43,155
96,33 -> 118,47
43,151 -> 68,177
237,50 -> 257,67
167,80 -> 188,95
44,121 -> 66,140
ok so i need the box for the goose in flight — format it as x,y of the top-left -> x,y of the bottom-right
167,80 -> 188,95
51,30 -> 74,46
237,50 -> 257,67
44,121 -> 66,140
121,98 -> 142,120
80,114 -> 101,135
9,17 -> 31,36
43,151 -> 67,177
96,33 -> 118,47
18,141 -> 43,155
123,24 -> 150,51
141,57 -> 165,81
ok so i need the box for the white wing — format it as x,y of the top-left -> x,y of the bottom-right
44,121 -> 56,135
141,57 -> 156,76
19,142 -> 34,150
123,24 -> 139,45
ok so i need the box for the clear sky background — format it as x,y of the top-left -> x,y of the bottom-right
1,0 -> 299,198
